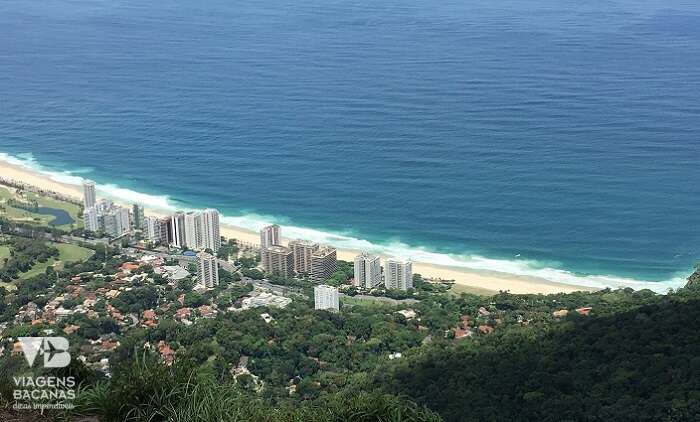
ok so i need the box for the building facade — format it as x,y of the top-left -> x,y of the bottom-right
200,209 -> 221,252
132,204 -> 145,230
384,259 -> 413,291
144,216 -> 169,244
83,207 -> 99,232
289,240 -> 319,274
310,247 -> 338,283
353,252 -> 382,289
169,212 -> 186,248
261,245 -> 294,278
101,207 -> 130,237
184,212 -> 202,250
260,224 -> 281,249
83,181 -> 96,209
314,285 -> 340,311
197,252 -> 219,288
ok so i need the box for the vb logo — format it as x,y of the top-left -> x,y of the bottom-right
18,337 -> 71,368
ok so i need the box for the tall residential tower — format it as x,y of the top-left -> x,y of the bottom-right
353,252 -> 382,289
83,181 -> 96,209
384,259 -> 413,291
197,252 -> 219,288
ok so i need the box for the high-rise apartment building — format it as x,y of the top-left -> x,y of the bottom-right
261,245 -> 294,277
102,207 -> 130,237
144,216 -> 169,244
353,252 -> 382,289
289,240 -> 319,274
310,247 -> 337,283
384,259 -> 413,291
260,224 -> 281,249
83,181 -> 96,209
184,212 -> 202,250
200,209 -> 221,252
314,285 -> 340,311
169,212 -> 186,248
197,252 -> 219,288
132,204 -> 145,230
83,207 -> 99,232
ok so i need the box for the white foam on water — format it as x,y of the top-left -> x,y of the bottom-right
0,151 -> 689,293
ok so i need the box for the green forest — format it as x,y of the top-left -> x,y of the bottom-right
1,213 -> 699,421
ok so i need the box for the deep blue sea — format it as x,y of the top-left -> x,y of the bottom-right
1,0 -> 699,290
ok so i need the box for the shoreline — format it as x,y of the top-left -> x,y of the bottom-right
0,158 -> 595,294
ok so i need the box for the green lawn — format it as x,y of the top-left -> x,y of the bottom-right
0,245 -> 10,262
18,243 -> 94,280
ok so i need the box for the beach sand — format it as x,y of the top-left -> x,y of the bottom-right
0,159 -> 594,294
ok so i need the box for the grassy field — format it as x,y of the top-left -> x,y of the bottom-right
0,245 -> 10,262
0,185 -> 82,230
17,243 -> 94,280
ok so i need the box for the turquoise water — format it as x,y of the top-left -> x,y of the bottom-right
1,0 -> 699,290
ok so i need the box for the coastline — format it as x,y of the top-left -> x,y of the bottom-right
0,158 -> 595,294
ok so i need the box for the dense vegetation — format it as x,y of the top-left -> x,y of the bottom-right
0,236 -> 59,281
32,283 -> 690,421
3,206 -> 700,421
378,287 -> 700,421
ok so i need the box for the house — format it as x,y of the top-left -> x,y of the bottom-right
174,307 -> 191,321
552,309 -> 569,318
63,325 -> 81,335
576,307 -> 592,316
260,313 -> 274,324
120,262 -> 141,273
397,309 -> 417,320
198,305 -> 216,319
142,309 -> 158,327
100,340 -> 120,352
478,325 -> 494,335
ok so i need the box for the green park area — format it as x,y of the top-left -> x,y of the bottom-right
18,243 -> 94,280
0,241 -> 94,290
0,185 -> 82,230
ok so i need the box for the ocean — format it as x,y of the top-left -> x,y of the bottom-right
1,0 -> 699,291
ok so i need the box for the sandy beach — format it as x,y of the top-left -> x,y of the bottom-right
0,159 -> 594,294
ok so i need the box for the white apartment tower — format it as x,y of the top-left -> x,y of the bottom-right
310,247 -> 338,283
169,212 -> 186,248
83,207 -> 99,232
102,207 -> 130,237
314,285 -> 340,311
384,259 -> 413,291
144,216 -> 159,242
260,224 -> 281,249
83,181 -> 96,209
197,252 -> 219,288
354,252 -> 382,289
289,240 -> 319,274
200,209 -> 221,252
184,212 -> 202,250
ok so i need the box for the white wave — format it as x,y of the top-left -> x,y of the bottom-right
99,184 -> 177,211
0,151 -> 178,211
0,151 -> 689,294
222,214 -> 687,293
